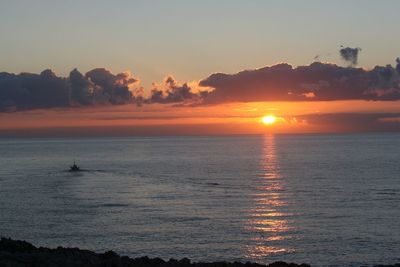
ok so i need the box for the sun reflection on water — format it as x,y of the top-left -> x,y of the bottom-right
245,135 -> 294,259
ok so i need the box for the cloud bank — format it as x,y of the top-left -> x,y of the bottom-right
2,49 -> 400,112
0,68 -> 140,111
199,59 -> 400,104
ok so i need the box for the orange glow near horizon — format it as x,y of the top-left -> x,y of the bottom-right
261,115 -> 277,125
1,100 -> 400,136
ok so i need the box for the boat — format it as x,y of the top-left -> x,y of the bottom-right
69,162 -> 81,172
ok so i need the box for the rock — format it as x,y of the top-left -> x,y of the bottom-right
0,237 -> 395,267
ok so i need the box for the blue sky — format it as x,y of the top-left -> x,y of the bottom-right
1,0 -> 400,87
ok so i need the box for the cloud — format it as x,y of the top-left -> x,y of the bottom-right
0,68 -> 142,111
0,70 -> 70,112
199,60 -> 400,104
85,68 -> 139,105
340,46 -> 361,66
69,68 -> 94,105
396,57 -> 400,74
298,112 -> 400,132
2,52 -> 400,112
146,76 -> 202,105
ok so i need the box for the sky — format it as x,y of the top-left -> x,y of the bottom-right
1,0 -> 400,136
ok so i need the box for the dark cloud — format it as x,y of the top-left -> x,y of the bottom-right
85,68 -> 138,105
0,68 -> 141,112
396,57 -> 400,74
146,76 -> 201,105
340,46 -> 361,66
0,70 -> 70,112
298,113 -> 400,132
199,60 -> 400,104
69,68 -> 93,105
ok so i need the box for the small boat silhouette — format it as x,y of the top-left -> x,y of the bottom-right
69,162 -> 81,172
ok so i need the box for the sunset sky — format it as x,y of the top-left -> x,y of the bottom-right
1,0 -> 400,136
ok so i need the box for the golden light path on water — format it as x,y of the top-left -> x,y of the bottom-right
245,135 -> 295,259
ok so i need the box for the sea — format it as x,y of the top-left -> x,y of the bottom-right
0,134 -> 399,267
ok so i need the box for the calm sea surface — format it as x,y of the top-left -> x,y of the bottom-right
0,134 -> 399,267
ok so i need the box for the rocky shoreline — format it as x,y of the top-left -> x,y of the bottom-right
0,238 -> 399,267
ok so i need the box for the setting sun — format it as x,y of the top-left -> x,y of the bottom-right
262,115 -> 277,125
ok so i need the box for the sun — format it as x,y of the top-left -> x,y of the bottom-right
262,115 -> 277,125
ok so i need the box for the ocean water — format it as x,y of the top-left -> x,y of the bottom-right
0,134 -> 399,267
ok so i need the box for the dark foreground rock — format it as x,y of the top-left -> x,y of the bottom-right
0,238 -> 398,267
0,238 -> 307,267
